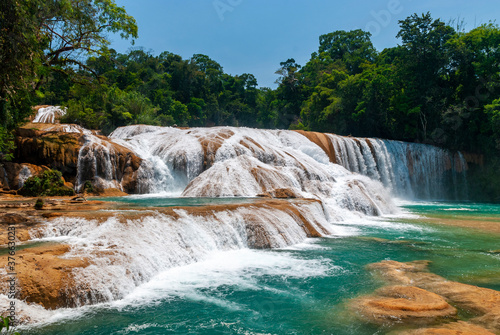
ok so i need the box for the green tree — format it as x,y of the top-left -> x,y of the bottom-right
317,29 -> 377,74
0,0 -> 45,158
0,0 -> 137,158
395,12 -> 456,142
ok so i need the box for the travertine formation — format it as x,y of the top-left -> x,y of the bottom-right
3,123 -> 142,193
351,260 -> 500,334
0,198 -> 332,310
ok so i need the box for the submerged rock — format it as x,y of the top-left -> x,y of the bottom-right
353,260 -> 500,333
396,321 -> 496,335
352,285 -> 456,324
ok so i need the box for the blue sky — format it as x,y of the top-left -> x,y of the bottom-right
110,0 -> 500,88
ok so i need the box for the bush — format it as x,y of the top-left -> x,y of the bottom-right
34,198 -> 44,209
83,180 -> 95,194
0,316 -> 20,335
18,170 -> 75,197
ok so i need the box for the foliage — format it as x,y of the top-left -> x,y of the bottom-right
83,180 -> 95,194
54,50 -> 269,129
0,316 -> 20,335
0,126 -> 15,161
0,0 -> 137,159
3,8 -> 500,199
35,198 -> 44,210
18,170 -> 75,197
35,13 -> 500,166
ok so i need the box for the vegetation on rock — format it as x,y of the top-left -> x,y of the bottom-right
18,170 -> 75,197
0,316 -> 20,335
0,0 -> 137,159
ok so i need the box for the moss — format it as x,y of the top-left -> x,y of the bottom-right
18,170 -> 75,197
34,198 -> 44,210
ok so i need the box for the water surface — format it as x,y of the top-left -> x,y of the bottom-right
23,201 -> 500,335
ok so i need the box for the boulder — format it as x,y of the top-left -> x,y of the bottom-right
0,244 -> 89,309
351,285 -> 456,325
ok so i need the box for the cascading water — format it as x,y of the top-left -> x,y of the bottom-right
326,135 -> 469,200
75,135 -> 123,192
32,106 -> 67,123
29,200 -> 334,307
107,125 -> 468,200
0,121 -> 479,331
108,126 -> 395,218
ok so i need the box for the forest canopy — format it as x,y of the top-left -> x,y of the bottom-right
1,4 -> 499,161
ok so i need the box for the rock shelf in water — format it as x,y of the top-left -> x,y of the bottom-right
351,260 -> 500,334
0,197 -> 333,311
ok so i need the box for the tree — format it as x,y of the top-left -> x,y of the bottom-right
274,58 -> 303,128
0,0 -> 44,133
395,12 -> 456,142
37,0 -> 137,88
0,0 -> 137,159
317,29 -> 377,74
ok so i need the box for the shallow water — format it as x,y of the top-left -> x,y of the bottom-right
96,195 -> 262,208
19,201 -> 500,334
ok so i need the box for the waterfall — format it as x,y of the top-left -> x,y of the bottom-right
75,135 -> 123,192
32,200 -> 334,306
107,126 -> 394,215
326,135 -> 468,200
32,106 -> 66,123
106,126 -> 467,200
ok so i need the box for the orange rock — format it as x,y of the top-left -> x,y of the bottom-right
294,130 -> 338,164
0,244 -> 89,309
352,286 -> 456,324
365,260 -> 500,333
11,123 -> 142,193
397,321 -> 496,335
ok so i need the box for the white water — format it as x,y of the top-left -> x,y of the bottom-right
108,126 -> 394,215
75,135 -> 124,192
0,246 -> 338,328
2,123 -> 472,325
106,126 -> 468,201
327,135 -> 468,200
26,200 -> 334,307
33,106 -> 67,123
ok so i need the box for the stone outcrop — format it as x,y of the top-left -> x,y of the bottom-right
0,162 -> 48,190
396,321 -> 496,335
14,124 -> 82,182
294,130 -> 338,164
76,136 -> 142,193
8,122 -> 142,193
352,285 -> 456,324
351,260 -> 500,333
0,244 -> 89,309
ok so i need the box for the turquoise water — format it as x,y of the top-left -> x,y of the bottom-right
93,196 -> 261,208
24,202 -> 500,335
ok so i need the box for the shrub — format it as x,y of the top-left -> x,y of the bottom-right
34,198 -> 44,209
0,316 -> 20,335
18,170 -> 75,197
83,180 -> 95,194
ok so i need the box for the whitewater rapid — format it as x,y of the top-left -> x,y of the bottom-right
1,121 -> 472,328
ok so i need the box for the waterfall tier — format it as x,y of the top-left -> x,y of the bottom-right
21,199 -> 332,308
104,126 -> 468,200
